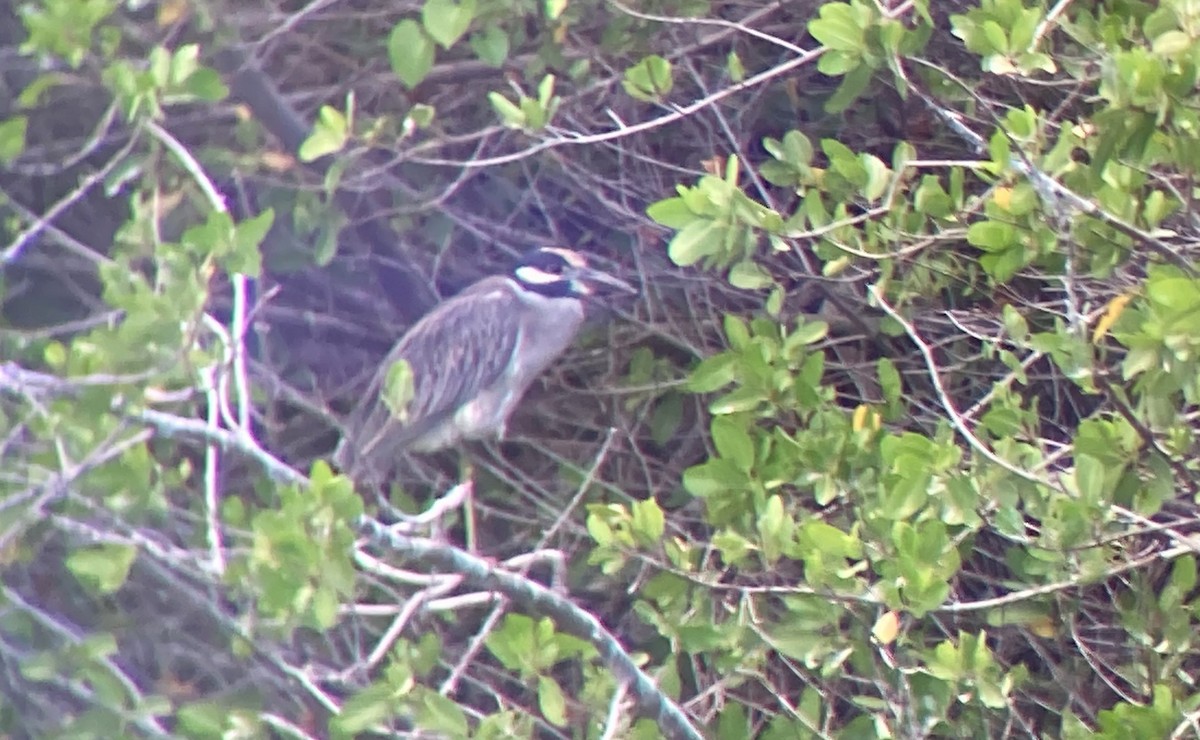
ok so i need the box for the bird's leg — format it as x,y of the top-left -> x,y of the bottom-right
457,449 -> 478,554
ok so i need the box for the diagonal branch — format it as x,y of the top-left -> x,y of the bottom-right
358,520 -> 704,740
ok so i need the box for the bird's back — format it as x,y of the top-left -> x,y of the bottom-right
334,274 -> 584,482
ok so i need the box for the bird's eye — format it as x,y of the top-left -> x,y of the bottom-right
543,259 -> 564,274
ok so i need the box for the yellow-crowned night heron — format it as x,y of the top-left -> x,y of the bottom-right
333,247 -> 634,482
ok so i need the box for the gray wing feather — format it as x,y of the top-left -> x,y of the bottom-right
335,280 -> 522,477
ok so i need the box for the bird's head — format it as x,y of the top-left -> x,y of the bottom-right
512,247 -> 636,298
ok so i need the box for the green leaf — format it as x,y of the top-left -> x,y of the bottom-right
382,359 -> 416,421
1074,454 -> 1107,502
727,51 -> 745,82
149,45 -> 171,88
646,196 -> 697,228
17,73 -> 61,107
0,116 -> 28,163
758,623 -> 828,664
818,50 -> 861,76
650,393 -> 684,446
988,129 -> 1011,171
298,105 -> 348,162
808,3 -> 866,52
537,74 -> 556,108
689,353 -> 738,393
228,208 -> 273,277
1173,555 -> 1197,593
824,62 -> 873,113
520,96 -> 547,129
1001,304 -> 1029,341
1009,10 -> 1039,54
758,495 -> 792,563
982,20 -> 1008,54
80,633 -> 119,660
712,529 -> 754,564
177,701 -> 240,736
790,320 -> 829,346
184,68 -> 228,101
766,286 -> 784,316
676,623 -> 726,652
311,217 -> 342,267
422,0 -> 475,49
683,458 -> 748,498
418,691 -> 470,736
1096,684 -> 1178,738
586,511 -> 614,546
406,103 -> 436,129
728,260 -> 773,290
631,498 -> 665,544
860,154 -> 890,201
470,25 -> 509,67
801,520 -> 862,559
487,615 -> 537,673
765,130 -> 814,169
822,138 -> 857,170
167,43 -> 200,86
668,219 -> 722,266
67,544 -> 137,594
1153,30 -> 1192,56
967,220 -> 1017,252
914,175 -> 952,218
711,415 -> 755,472
538,676 -> 568,726
389,20 -> 436,88
717,704 -> 749,740
43,340 -> 67,369
1003,106 -> 1037,140
724,315 -> 750,348
311,585 -> 339,629
979,244 -> 1027,282
623,55 -> 674,102
488,91 -> 526,128
1145,277 -> 1200,314
709,386 -> 764,414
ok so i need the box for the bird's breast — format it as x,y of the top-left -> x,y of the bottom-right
508,293 -> 586,381
453,294 -> 585,438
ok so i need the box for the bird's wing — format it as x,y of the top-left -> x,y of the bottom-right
336,278 -> 523,475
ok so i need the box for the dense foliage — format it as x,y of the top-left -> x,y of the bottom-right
4,0 -> 1200,737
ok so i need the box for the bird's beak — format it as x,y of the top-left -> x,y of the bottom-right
576,267 -> 636,296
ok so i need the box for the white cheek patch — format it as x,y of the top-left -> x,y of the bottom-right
515,265 -> 560,285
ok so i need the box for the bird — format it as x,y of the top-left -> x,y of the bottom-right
333,246 -> 635,483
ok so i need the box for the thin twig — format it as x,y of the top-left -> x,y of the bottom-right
2,133 -> 140,265
358,520 -> 704,740
870,286 -> 1060,489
